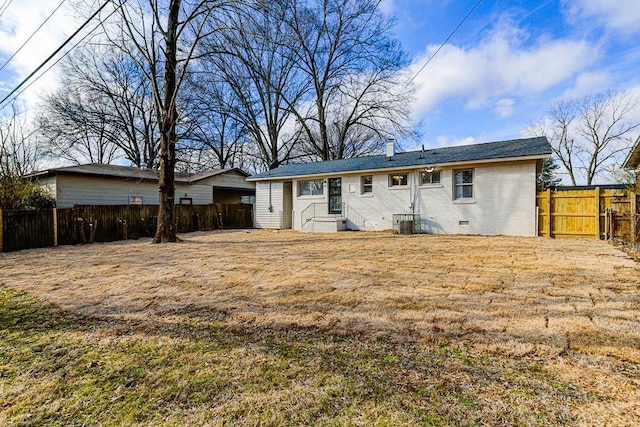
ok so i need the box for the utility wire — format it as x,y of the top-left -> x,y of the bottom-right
5,2 -> 126,107
407,0 -> 483,85
0,0 -> 113,109
0,0 -> 68,74
0,0 -> 12,19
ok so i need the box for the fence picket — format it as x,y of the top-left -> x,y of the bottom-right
1,203 -> 253,252
536,187 -> 635,241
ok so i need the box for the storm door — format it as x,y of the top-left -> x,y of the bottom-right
328,178 -> 342,215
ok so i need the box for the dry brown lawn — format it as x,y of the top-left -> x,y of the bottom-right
1,230 -> 639,426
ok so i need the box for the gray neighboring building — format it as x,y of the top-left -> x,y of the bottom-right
26,164 -> 255,208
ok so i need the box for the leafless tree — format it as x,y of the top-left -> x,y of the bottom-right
38,85 -> 123,166
38,45 -> 161,167
200,0 -> 307,170
526,91 -> 639,185
106,0 -> 233,242
1,104 -> 45,177
285,0 -> 416,160
179,72 -> 250,171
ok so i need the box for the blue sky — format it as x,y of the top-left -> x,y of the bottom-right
387,0 -> 640,150
1,0 -> 639,155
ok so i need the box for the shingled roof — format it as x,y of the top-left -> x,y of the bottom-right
248,136 -> 552,180
25,164 -> 249,183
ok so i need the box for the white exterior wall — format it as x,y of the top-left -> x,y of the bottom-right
414,162 -> 537,236
53,175 -> 213,208
254,181 -> 285,228
267,160 -> 537,236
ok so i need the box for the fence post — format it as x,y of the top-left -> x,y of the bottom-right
0,208 -> 3,252
53,208 -> 58,247
632,188 -> 638,249
546,188 -> 552,238
594,187 -> 600,240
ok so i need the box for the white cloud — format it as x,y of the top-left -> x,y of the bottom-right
563,0 -> 640,36
561,71 -> 612,99
408,21 -> 599,119
494,98 -> 516,118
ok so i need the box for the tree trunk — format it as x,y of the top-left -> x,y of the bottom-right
153,0 -> 181,243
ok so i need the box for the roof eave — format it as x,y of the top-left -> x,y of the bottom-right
246,153 -> 551,181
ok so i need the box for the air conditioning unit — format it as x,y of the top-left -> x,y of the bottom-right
393,214 -> 419,235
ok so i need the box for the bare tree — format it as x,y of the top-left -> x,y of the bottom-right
38,45 -> 162,167
526,91 -> 639,185
576,92 -> 639,184
1,104 -> 45,177
107,0 -> 231,242
200,0 -> 307,170
179,72 -> 249,171
286,0 -> 416,160
0,105 -> 55,210
38,85 -> 122,165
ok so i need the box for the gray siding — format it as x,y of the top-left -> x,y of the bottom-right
54,175 -> 213,208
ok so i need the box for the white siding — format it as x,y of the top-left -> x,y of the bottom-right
254,181 -> 285,228
54,175 -> 213,208
279,160 -> 538,236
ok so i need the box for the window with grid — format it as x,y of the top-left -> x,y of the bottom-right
361,175 -> 373,193
420,170 -> 441,185
388,173 -> 408,187
454,169 -> 473,199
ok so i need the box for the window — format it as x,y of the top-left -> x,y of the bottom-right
361,175 -> 373,193
179,197 -> 192,205
389,173 -> 408,187
420,170 -> 441,185
298,179 -> 323,196
454,169 -> 473,199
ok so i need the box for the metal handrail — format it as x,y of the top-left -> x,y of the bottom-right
300,202 -> 345,228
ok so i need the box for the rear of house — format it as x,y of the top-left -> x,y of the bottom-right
248,137 -> 552,236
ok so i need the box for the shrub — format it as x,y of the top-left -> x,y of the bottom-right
0,176 -> 55,210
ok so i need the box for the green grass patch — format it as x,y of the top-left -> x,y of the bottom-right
1,287 -> 587,426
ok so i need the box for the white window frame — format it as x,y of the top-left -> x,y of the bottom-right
454,169 -> 474,200
420,170 -> 441,186
388,173 -> 408,187
361,175 -> 373,194
298,179 -> 324,197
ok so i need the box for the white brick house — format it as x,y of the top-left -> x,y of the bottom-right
247,137 -> 552,236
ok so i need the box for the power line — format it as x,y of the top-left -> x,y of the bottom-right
0,0 -> 113,109
407,0 -> 483,85
0,0 -> 68,74
0,0 -> 13,19
6,2 -> 126,107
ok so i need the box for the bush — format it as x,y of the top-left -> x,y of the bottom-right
0,177 -> 55,210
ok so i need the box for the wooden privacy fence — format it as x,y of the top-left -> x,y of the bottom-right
537,186 -> 636,241
0,203 -> 254,252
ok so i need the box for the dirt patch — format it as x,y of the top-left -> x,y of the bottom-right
2,230 -> 639,425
